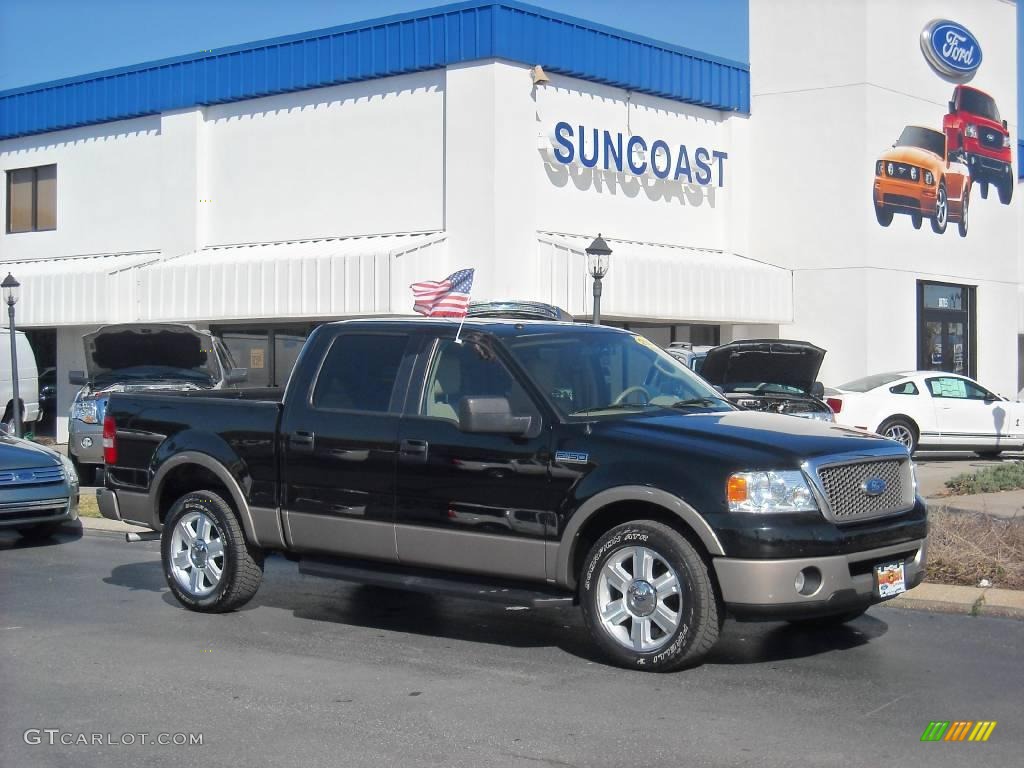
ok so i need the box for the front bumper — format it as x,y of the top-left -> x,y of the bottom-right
715,537 -> 927,620
0,490 -> 79,529
873,178 -> 936,215
963,152 -> 1013,184
68,422 -> 104,464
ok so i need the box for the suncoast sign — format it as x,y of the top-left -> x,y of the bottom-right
920,19 -> 982,83
549,122 -> 729,187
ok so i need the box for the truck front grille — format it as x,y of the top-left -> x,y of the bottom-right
979,129 -> 1003,149
816,459 -> 914,524
0,466 -> 65,486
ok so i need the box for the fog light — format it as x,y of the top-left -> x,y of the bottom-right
796,567 -> 822,596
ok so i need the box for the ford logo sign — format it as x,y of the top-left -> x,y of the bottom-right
921,19 -> 982,82
861,477 -> 887,497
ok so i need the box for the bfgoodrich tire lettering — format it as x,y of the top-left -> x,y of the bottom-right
580,521 -> 720,672
161,491 -> 264,613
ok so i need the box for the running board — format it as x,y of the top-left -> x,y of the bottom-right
297,557 -> 574,608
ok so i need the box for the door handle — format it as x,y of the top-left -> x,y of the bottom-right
290,431 -> 315,452
399,438 -> 428,463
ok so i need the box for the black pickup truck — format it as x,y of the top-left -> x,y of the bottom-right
98,319 -> 927,671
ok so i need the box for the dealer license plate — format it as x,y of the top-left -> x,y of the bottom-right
875,561 -> 906,598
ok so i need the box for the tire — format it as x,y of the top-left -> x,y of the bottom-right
70,455 -> 97,487
874,204 -> 893,227
930,181 -> 947,234
787,608 -> 866,628
16,521 -> 66,540
580,521 -> 720,672
957,186 -> 969,238
878,416 -> 918,454
997,179 -> 1012,205
979,181 -> 988,199
911,213 -> 922,230
974,451 -> 1002,459
161,490 -> 263,613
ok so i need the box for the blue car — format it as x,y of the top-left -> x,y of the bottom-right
0,436 -> 79,539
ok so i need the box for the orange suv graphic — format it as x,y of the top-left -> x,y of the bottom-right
873,126 -> 971,237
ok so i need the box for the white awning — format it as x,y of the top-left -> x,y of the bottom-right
3,251 -> 161,326
136,233 -> 448,322
537,233 -> 793,324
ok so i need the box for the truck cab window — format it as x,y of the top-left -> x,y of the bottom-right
421,339 -> 538,422
313,334 -> 407,412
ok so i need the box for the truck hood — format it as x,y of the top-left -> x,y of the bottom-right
595,410 -> 891,466
0,435 -> 61,470
699,340 -> 825,394
83,324 -> 219,383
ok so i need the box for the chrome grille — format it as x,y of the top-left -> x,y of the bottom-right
0,466 -> 65,486
979,129 -> 1003,149
816,459 -> 913,524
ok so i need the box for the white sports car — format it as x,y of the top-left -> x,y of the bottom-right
826,371 -> 1023,456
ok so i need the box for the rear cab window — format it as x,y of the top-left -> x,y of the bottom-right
312,333 -> 411,413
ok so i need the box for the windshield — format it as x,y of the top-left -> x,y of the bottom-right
504,330 -> 731,417
93,366 -> 216,387
896,126 -> 945,157
959,89 -> 999,122
838,372 -> 908,392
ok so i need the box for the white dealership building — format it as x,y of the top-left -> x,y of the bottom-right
0,0 -> 1020,441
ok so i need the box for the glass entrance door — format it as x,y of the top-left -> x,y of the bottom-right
917,282 -> 974,377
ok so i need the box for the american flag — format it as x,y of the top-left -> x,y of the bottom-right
410,268 -> 475,317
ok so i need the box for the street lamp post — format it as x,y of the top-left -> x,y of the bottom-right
585,234 -> 612,326
2,273 -> 21,438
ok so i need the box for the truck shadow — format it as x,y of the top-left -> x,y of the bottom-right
705,615 -> 888,665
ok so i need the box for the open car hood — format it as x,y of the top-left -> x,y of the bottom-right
83,324 -> 219,382
699,339 -> 826,395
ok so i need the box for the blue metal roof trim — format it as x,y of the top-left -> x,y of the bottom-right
0,0 -> 749,140
1019,139 -> 1023,180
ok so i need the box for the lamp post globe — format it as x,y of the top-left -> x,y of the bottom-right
585,234 -> 612,325
2,273 -> 21,437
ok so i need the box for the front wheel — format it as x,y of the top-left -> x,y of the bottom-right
930,181 -> 948,234
997,179 -> 1013,205
16,521 -> 66,540
878,416 -> 918,453
957,187 -> 969,238
70,455 -> 96,487
874,204 -> 893,227
975,451 -> 1002,459
580,521 -> 720,672
161,491 -> 264,613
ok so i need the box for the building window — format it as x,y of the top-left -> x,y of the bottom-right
917,280 -> 975,378
6,164 -> 56,233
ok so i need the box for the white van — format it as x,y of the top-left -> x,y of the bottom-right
0,330 -> 40,430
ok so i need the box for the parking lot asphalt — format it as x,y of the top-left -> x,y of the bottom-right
2,530 -> 1022,768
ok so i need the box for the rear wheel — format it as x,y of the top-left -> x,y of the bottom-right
930,181 -> 947,234
878,416 -> 918,453
580,521 -> 720,672
161,491 -> 263,613
979,181 -> 989,199
974,450 -> 1002,459
70,455 -> 97,486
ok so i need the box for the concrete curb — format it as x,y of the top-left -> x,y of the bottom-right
883,582 -> 1024,620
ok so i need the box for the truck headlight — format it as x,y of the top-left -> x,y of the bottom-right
727,471 -> 818,513
1003,135 -> 1011,148
965,124 -> 977,138
924,171 -> 934,185
71,400 -> 99,424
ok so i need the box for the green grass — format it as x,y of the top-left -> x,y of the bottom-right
945,462 -> 1024,495
78,493 -> 101,519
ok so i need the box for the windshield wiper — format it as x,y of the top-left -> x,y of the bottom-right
571,403 -> 662,416
670,397 -> 726,409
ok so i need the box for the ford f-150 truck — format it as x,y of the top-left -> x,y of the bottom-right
98,319 -> 927,671
943,85 -> 1013,205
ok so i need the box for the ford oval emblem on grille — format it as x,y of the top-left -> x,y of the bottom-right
861,477 -> 887,496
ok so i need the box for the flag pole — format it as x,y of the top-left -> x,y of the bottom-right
454,308 -> 468,344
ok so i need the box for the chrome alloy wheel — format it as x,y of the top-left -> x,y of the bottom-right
934,186 -> 947,227
596,546 -> 682,652
883,423 -> 914,449
169,511 -> 226,598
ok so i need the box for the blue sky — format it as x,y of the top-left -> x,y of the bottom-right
0,0 -> 748,92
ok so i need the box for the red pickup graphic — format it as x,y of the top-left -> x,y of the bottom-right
943,85 -> 1014,205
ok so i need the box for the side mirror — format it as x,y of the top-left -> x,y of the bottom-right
225,368 -> 248,385
947,100 -> 955,114
1002,119 -> 1008,130
68,370 -> 87,386
810,381 -> 825,399
458,396 -> 532,436
713,384 -> 725,394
